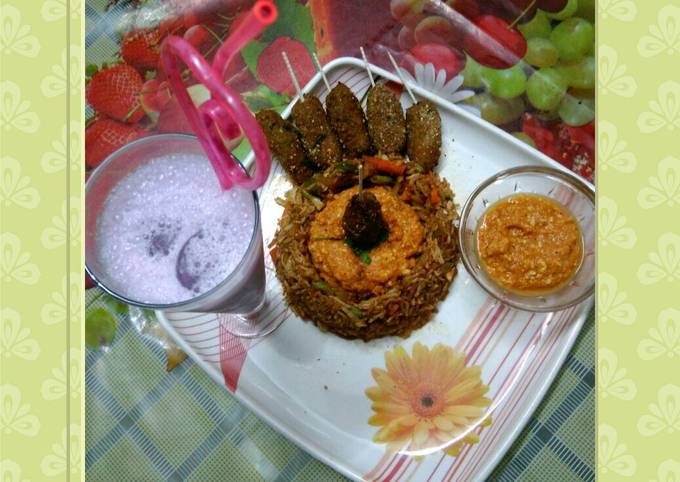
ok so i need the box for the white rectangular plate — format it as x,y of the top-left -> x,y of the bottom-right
157,57 -> 593,482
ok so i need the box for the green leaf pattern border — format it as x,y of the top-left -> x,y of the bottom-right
1,0 -> 83,480
598,1 -> 680,480
2,0 -> 680,479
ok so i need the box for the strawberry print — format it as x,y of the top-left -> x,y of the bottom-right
85,119 -> 146,168
121,29 -> 161,72
86,64 -> 145,123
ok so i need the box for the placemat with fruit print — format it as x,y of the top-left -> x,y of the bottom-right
84,0 -> 595,480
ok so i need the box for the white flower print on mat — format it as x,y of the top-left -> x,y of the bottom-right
638,384 -> 680,436
0,4 -> 40,57
637,232 -> 680,285
398,63 -> 480,117
638,156 -> 680,209
598,423 -> 637,477
598,273 -> 637,326
0,459 -> 29,482
41,348 -> 80,401
41,273 -> 80,326
598,120 -> 636,173
1,233 -> 40,285
638,308 -> 680,361
1,308 -> 40,361
0,81 -> 40,133
598,45 -> 637,97
41,0 -> 80,22
40,424 -> 80,477
599,0 -> 637,22
41,122 -> 81,174
41,46 -> 80,98
599,196 -> 637,249
638,5 -> 680,57
599,348 -> 637,401
0,384 -> 40,437
40,197 -> 80,249
0,156 -> 40,209
651,459 -> 680,482
637,81 -> 680,133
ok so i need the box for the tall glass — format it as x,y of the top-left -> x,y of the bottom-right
85,133 -> 282,337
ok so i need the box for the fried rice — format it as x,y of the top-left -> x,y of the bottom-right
270,163 -> 459,341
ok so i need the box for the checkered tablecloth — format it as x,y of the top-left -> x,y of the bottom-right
85,1 -> 594,479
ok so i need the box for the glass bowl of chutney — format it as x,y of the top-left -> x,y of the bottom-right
458,165 -> 595,312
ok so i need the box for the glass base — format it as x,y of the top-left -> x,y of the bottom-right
218,294 -> 285,338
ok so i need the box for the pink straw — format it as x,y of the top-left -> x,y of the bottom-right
160,1 -> 277,191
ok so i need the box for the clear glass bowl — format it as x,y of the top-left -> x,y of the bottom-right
458,166 -> 595,312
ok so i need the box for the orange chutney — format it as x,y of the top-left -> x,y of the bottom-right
476,193 -> 583,294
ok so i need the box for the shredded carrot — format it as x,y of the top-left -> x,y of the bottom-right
430,187 -> 441,205
401,184 -> 412,202
363,156 -> 406,176
269,246 -> 279,263
362,161 -> 378,179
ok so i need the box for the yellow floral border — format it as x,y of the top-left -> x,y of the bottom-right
0,0 -> 83,479
4,0 -> 680,478
598,1 -> 680,480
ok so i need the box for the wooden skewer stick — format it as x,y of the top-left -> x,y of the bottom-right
360,47 -> 374,88
311,52 -> 331,92
358,163 -> 364,196
282,51 -> 303,101
386,51 -> 416,104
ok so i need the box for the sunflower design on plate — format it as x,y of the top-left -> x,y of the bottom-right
366,342 -> 492,457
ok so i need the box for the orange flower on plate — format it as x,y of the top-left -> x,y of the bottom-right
366,342 -> 492,457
